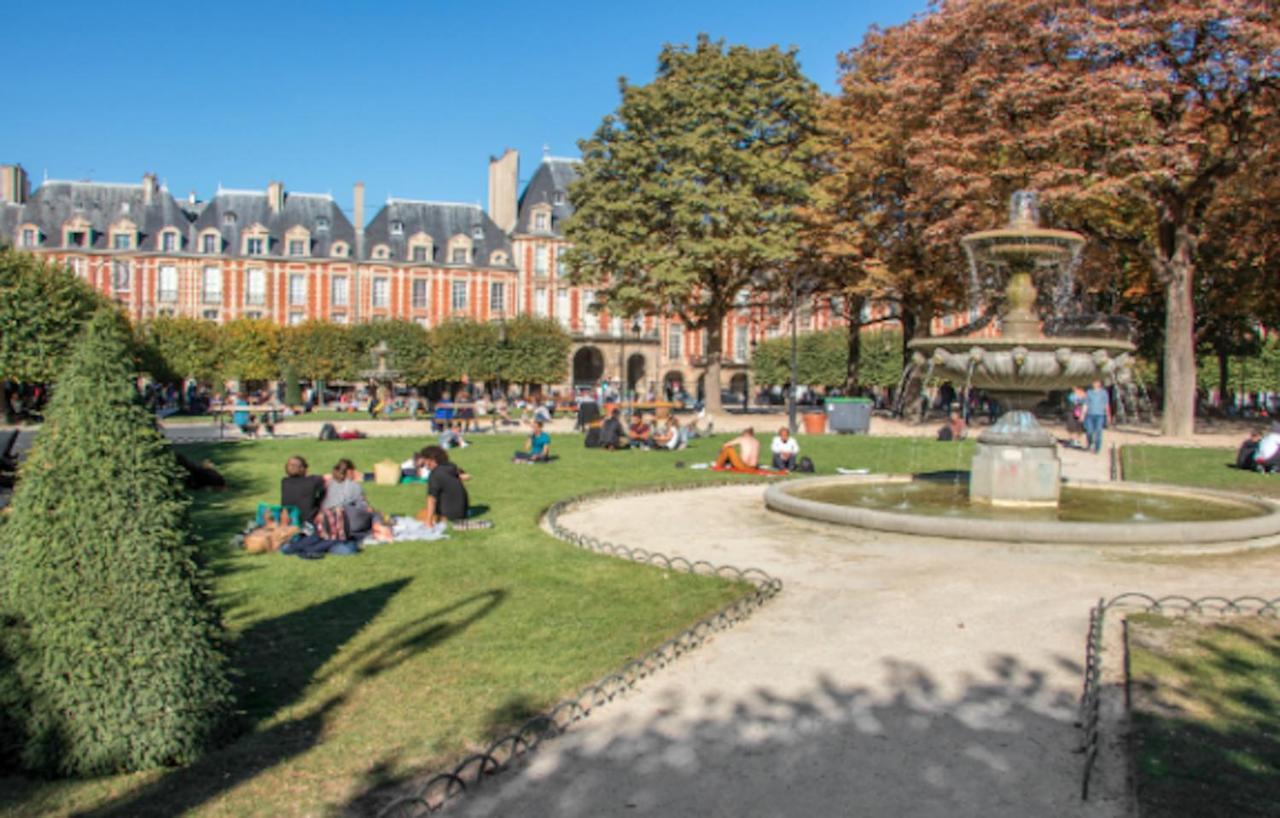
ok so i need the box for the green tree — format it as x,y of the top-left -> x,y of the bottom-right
0,310 -> 231,775
425,319 -> 499,383
140,315 -> 221,385
282,321 -> 356,399
565,35 -> 823,412
751,329 -> 858,389
499,315 -> 571,387
218,318 -> 282,384
351,319 -> 432,385
0,248 -> 105,389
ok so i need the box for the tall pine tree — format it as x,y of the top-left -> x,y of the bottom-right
0,309 -> 231,775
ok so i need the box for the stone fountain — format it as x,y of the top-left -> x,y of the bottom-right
359,341 -> 400,389
908,191 -> 1134,507
764,191 -> 1280,548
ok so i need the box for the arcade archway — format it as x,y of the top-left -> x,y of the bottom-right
573,346 -> 605,386
626,353 -> 646,393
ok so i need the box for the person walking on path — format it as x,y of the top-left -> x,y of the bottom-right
1083,380 -> 1112,454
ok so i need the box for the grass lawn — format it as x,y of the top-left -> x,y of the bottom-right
162,409 -> 579,426
0,432 -> 971,817
1127,614 -> 1280,817
1122,444 -> 1280,498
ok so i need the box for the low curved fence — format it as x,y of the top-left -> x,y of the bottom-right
1077,593 -> 1280,800
377,480 -> 783,817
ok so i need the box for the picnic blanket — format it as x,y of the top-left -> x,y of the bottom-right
709,465 -> 788,476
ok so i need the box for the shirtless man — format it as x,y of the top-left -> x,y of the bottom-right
714,427 -> 760,471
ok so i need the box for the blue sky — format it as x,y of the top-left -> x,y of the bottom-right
6,0 -> 926,220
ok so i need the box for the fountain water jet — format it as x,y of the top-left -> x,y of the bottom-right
909,191 -> 1134,507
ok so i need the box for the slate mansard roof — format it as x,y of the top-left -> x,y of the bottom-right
364,199 -> 514,268
191,189 -> 356,258
15,180 -> 192,251
515,157 -> 579,237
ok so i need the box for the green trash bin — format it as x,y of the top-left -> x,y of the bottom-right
826,397 -> 873,434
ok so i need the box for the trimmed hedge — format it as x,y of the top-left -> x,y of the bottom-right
0,309 -> 232,775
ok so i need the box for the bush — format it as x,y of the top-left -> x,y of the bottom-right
0,310 -> 232,776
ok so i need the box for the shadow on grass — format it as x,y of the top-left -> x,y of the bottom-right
56,584 -> 507,818
1129,618 -> 1280,817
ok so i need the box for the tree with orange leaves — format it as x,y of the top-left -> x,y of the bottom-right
859,0 -> 1280,436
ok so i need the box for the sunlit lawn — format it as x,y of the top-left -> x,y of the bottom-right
0,432 -> 971,817
1128,614 -> 1280,817
1122,445 -> 1280,498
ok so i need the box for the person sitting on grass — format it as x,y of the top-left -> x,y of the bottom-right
770,427 -> 800,470
1253,424 -> 1280,472
400,449 -> 431,482
439,421 -> 469,449
322,458 -> 383,538
513,421 -> 552,463
937,410 -> 967,442
280,455 -> 326,526
714,427 -> 760,471
629,414 -> 654,448
651,415 -> 684,451
599,409 -> 629,450
419,446 -> 491,529
1236,428 -> 1264,471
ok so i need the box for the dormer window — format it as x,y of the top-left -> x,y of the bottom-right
554,192 -> 566,205
288,239 -> 306,257
113,232 -> 133,250
412,246 -> 428,262
20,227 -> 38,247
315,216 -> 330,232
331,242 -> 348,258
66,230 -> 86,248
161,231 -> 179,253
534,212 -> 549,231
223,212 -> 237,226
201,232 -> 219,254
373,245 -> 390,260
451,248 -> 468,264
390,220 -> 404,236
490,251 -> 508,265
246,237 -> 265,255
471,225 -> 484,240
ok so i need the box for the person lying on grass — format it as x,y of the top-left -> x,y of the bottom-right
513,421 -> 552,463
714,428 -> 760,471
418,446 -> 492,530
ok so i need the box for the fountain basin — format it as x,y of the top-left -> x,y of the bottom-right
764,474 -> 1280,546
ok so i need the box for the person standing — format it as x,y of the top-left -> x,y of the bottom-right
1083,380 -> 1112,454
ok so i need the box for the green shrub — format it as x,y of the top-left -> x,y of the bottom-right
0,310 -> 232,776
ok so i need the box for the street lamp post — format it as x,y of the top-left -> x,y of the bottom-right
494,311 -> 507,402
789,272 -> 799,435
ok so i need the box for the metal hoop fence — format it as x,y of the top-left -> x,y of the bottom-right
376,479 -> 784,817
1077,593 -> 1280,800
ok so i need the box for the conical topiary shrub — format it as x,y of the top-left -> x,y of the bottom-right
0,309 -> 232,776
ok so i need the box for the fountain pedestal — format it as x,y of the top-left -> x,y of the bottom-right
969,410 -> 1061,507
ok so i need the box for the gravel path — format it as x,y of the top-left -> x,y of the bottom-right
452,483 -> 1279,818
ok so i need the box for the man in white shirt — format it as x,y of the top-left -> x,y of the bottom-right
1255,425 -> 1280,471
771,427 -> 801,471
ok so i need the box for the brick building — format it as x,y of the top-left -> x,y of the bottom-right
1,158 -> 982,396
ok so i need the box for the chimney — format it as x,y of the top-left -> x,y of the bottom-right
0,164 -> 30,204
488,149 -> 519,234
188,191 -> 197,205
353,181 -> 365,245
267,180 -> 285,213
142,172 -> 157,205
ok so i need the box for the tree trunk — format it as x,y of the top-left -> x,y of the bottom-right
1161,244 -> 1197,437
844,295 -> 865,394
704,320 -> 723,413
1216,348 -> 1229,414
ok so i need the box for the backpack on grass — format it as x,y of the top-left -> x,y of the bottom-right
796,456 -> 815,473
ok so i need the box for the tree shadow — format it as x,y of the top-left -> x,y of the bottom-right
51,583 -> 508,818
345,653 -> 1120,817
1128,618 -> 1280,817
